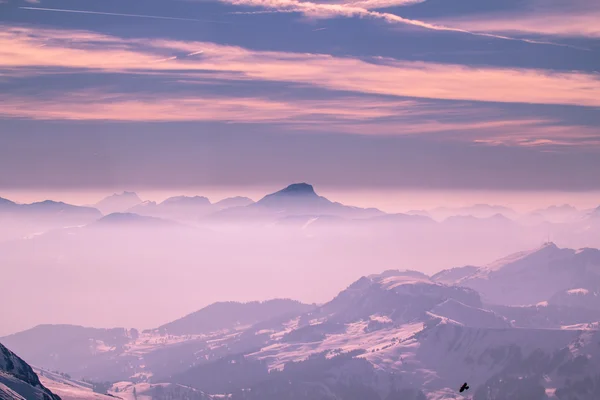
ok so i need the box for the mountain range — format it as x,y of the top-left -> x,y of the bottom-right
1,184 -> 598,237
3,243 -> 600,399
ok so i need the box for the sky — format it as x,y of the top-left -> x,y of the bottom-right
1,0 -> 600,197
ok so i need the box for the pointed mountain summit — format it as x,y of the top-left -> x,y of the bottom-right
95,191 -> 142,215
249,183 -> 383,219
274,182 -> 316,196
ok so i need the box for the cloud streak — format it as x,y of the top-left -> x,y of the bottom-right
0,90 -> 428,123
3,89 -> 594,149
1,27 -> 599,108
219,0 -> 581,48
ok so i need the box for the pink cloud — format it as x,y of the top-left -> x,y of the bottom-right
3,89 -> 598,149
1,26 -> 599,148
1,26 -> 599,107
0,90 -> 422,122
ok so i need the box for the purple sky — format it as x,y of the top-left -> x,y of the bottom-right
1,0 -> 599,194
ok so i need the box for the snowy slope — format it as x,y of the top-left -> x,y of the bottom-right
429,299 -> 512,329
440,243 -> 600,306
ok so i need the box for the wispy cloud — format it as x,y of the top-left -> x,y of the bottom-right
4,89 -> 589,148
1,26 -> 599,107
3,88 -> 597,149
0,90 -> 425,123
218,0 -> 581,48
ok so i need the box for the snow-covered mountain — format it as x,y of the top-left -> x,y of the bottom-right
0,342 -> 61,400
5,245 -> 600,399
440,242 -> 600,306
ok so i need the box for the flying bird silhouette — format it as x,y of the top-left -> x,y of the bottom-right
459,382 -> 469,393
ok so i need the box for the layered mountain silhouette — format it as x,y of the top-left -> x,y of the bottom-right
0,199 -> 100,221
0,198 -> 102,241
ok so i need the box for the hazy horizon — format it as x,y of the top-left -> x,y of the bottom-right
3,187 -> 600,215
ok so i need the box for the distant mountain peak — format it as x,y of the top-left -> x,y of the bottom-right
160,195 -> 211,206
277,183 -> 317,196
541,241 -> 558,249
0,197 -> 16,206
95,191 -> 142,215
255,183 -> 323,208
101,191 -> 141,202
116,191 -> 139,197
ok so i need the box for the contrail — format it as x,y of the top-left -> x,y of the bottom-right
151,56 -> 178,63
20,6 -> 231,24
187,51 -> 205,56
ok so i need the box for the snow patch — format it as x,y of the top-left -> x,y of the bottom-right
566,288 -> 589,295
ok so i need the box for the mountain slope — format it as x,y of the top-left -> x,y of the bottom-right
157,299 -> 315,335
430,265 -> 478,285
1,325 -> 137,381
429,298 -> 512,328
0,342 -> 61,400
